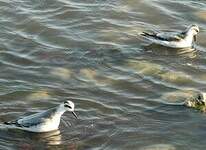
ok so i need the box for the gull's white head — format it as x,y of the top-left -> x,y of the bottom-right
186,24 -> 199,41
63,100 -> 78,119
187,24 -> 199,35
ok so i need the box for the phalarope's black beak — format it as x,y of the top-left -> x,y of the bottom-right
72,111 -> 78,119
194,35 -> 197,42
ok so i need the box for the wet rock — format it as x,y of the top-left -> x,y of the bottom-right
184,92 -> 206,112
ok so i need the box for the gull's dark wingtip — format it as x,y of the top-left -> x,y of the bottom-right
4,122 -> 9,125
4,120 -> 18,125
139,32 -> 155,38
4,121 -> 14,125
140,32 -> 149,36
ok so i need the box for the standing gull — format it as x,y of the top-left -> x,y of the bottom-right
4,100 -> 78,133
140,24 -> 199,48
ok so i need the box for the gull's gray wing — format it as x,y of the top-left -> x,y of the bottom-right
141,31 -> 185,41
156,32 -> 185,41
4,107 -> 57,127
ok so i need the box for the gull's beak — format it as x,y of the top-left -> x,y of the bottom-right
194,35 -> 197,42
72,111 -> 78,119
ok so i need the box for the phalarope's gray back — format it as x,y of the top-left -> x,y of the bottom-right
4,100 -> 77,133
140,24 -> 199,48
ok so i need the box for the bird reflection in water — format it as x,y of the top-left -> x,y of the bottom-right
35,129 -> 62,145
16,129 -> 62,149
16,129 -> 78,149
143,43 -> 197,58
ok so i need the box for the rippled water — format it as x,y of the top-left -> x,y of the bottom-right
1,0 -> 206,149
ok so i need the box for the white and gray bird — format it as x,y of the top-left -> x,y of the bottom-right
140,24 -> 199,48
4,100 -> 77,133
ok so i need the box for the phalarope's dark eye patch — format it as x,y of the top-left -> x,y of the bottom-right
64,104 -> 72,109
194,28 -> 199,33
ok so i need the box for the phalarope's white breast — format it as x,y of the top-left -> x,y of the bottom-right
4,100 -> 77,133
140,24 -> 199,48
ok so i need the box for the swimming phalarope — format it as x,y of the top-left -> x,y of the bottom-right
4,101 -> 77,133
140,24 -> 199,48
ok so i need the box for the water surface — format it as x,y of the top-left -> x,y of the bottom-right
0,0 -> 206,149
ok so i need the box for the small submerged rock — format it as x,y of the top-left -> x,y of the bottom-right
162,90 -> 196,103
127,60 -> 162,76
27,90 -> 51,101
195,11 -> 206,21
50,67 -> 72,80
139,144 -> 176,150
127,59 -> 193,84
159,71 -> 192,84
79,68 -> 97,81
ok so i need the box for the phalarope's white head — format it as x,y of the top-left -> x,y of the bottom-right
62,100 -> 77,119
140,24 -> 199,48
4,100 -> 77,133
183,24 -> 199,42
